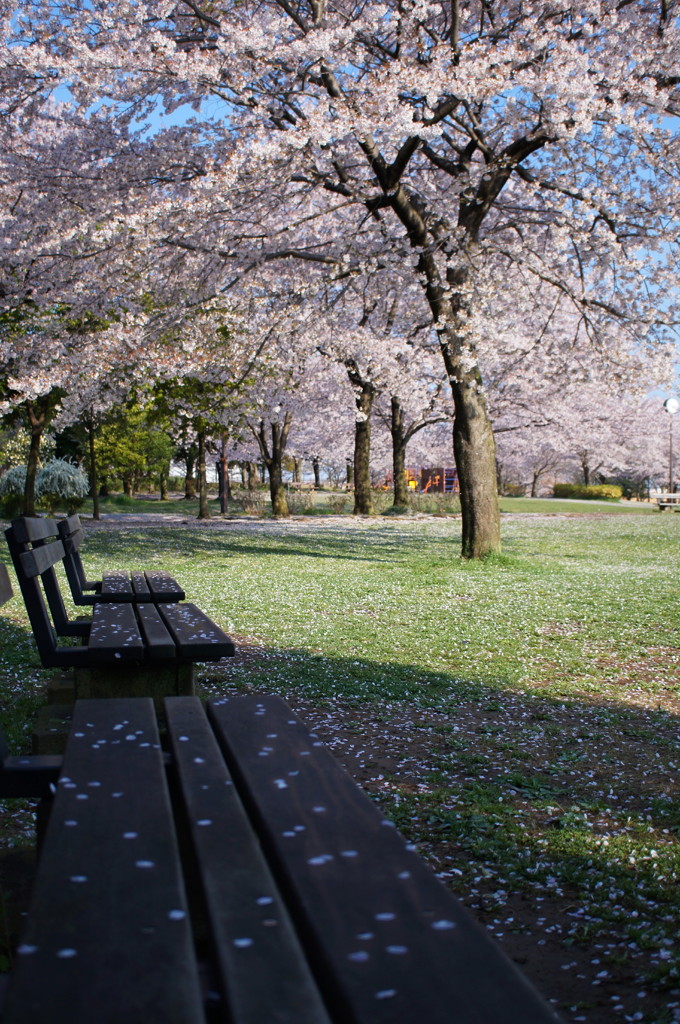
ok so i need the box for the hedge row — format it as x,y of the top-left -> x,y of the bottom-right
553,483 -> 623,501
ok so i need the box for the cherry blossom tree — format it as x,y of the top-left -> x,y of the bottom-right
0,300 -> 145,513
1,0 -> 679,553
286,359 -> 356,490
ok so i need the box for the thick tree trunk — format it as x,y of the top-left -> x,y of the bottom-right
293,458 -> 302,484
24,401 -> 47,517
425,267 -> 500,557
254,415 -> 292,517
184,453 -> 197,499
269,458 -> 287,516
247,461 -> 257,490
447,375 -> 500,558
312,457 -> 321,489
159,468 -> 169,501
531,472 -> 539,498
346,459 -> 354,488
197,430 -> 210,519
383,182 -> 501,556
218,434 -> 230,513
87,414 -> 100,520
351,382 -> 375,515
123,475 -> 133,497
390,397 -> 409,507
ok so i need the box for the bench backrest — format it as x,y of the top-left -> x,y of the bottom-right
5,518 -> 68,662
56,514 -> 98,603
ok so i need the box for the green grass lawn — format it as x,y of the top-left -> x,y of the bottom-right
85,490 -> 662,517
0,512 -> 678,1021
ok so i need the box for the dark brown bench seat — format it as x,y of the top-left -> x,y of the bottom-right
2,695 -> 560,1024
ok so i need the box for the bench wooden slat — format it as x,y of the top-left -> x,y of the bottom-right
9,517 -> 59,545
3,698 -> 205,1024
130,571 -> 151,599
100,571 -> 135,599
159,603 -> 235,660
209,695 -> 559,1024
165,697 -> 332,1024
136,604 -> 177,660
19,539 -> 65,580
145,571 -> 186,602
87,603 -> 146,662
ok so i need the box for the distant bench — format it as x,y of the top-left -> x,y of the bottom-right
56,514 -> 186,605
2,694 -> 559,1024
656,493 -> 680,510
4,518 -> 233,699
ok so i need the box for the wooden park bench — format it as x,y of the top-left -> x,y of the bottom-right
56,514 -> 186,605
4,519 -> 234,699
1,694 -> 560,1024
656,493 -> 680,510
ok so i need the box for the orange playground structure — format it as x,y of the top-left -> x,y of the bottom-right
406,466 -> 459,494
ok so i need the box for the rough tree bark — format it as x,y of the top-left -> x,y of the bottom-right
197,430 -> 210,519
346,361 -> 377,516
254,414 -> 292,517
24,399 -> 49,517
87,412 -> 100,520
390,397 -> 409,507
353,128 -> 545,554
184,451 -> 197,499
218,433 -> 230,513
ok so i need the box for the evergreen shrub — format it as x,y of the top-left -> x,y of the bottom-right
36,459 -> 89,513
0,465 -> 28,518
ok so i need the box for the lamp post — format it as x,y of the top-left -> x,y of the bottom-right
663,397 -> 679,493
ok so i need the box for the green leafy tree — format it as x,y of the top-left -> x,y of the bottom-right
94,406 -> 173,498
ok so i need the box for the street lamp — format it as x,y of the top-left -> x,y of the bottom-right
663,397 -> 679,493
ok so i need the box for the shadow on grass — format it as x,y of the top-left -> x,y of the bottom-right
200,644 -> 679,832
200,643 -> 680,1003
81,523 -> 464,566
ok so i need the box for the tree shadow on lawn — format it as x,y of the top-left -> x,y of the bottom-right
201,644 -> 680,1024
82,522 -> 461,566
